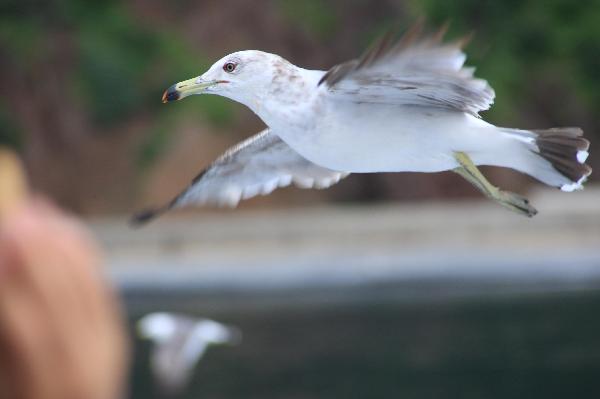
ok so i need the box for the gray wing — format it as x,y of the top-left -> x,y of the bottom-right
319,23 -> 495,116
131,129 -> 349,225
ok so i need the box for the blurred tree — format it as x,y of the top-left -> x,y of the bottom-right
277,0 -> 338,39
0,0 -> 237,211
0,104 -> 22,150
0,0 -> 597,213
415,0 -> 600,132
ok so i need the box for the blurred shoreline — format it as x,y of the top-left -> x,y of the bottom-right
93,186 -> 600,305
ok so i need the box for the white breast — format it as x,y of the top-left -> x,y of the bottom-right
274,101 -> 491,173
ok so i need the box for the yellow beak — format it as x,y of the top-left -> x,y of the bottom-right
161,77 -> 219,103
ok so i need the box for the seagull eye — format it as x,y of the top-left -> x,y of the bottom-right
223,62 -> 237,73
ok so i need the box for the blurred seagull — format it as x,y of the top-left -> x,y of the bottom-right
137,312 -> 241,395
132,23 -> 591,225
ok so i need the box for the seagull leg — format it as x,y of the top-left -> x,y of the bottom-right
453,152 -> 537,217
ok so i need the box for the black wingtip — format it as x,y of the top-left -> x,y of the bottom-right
129,208 -> 161,228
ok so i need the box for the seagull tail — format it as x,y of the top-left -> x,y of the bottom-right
501,127 -> 592,192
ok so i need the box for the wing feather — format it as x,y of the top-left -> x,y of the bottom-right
131,129 -> 348,225
319,23 -> 494,115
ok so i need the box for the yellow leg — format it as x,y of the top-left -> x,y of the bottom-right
453,152 -> 537,217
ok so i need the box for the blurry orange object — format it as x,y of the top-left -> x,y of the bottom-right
0,148 -> 129,399
0,148 -> 27,218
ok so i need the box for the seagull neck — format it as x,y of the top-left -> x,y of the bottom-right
250,67 -> 324,129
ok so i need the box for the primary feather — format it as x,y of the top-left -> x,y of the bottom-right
320,23 -> 494,116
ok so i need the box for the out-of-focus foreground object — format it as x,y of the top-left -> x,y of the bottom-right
0,148 -> 27,218
0,150 -> 129,399
138,312 -> 242,396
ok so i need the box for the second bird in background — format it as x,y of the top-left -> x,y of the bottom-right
138,312 -> 242,396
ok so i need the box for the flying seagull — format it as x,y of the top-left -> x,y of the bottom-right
137,312 -> 242,395
132,23 -> 591,225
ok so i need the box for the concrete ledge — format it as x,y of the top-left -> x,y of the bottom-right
91,186 -> 600,294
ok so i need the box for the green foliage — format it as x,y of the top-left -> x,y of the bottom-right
1,0 -> 235,132
72,3 -> 233,129
414,0 -> 600,125
0,19 -> 44,65
0,103 -> 22,150
75,18 -> 154,126
277,0 -> 338,38
0,1 -> 43,57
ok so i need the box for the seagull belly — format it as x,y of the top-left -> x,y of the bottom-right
281,104 -> 491,173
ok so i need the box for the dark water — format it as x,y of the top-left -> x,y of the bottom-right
125,285 -> 600,399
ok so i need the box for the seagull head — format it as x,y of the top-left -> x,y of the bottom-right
162,50 -> 289,106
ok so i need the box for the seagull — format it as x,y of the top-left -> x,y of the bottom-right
137,312 -> 242,395
132,23 -> 591,225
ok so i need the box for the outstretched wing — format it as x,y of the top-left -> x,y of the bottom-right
131,129 -> 349,225
319,23 -> 495,116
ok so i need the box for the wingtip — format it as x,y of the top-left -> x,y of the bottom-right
129,208 -> 161,228
456,30 -> 474,49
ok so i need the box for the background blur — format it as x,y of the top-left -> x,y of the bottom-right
2,1 -> 600,399
1,0 -> 599,213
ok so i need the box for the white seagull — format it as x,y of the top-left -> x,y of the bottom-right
132,23 -> 591,225
137,312 -> 242,394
